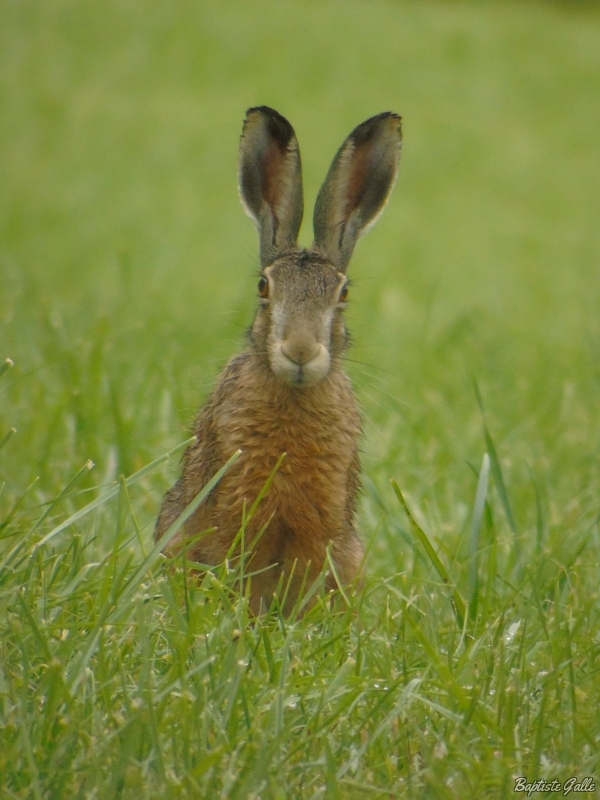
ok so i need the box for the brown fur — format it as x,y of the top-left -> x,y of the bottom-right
155,107 -> 401,613
156,349 -> 362,612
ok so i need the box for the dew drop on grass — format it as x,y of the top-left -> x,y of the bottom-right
504,620 -> 521,645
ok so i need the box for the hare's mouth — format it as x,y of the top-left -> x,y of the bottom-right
269,342 -> 330,387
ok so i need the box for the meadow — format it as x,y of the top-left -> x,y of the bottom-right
1,0 -> 600,797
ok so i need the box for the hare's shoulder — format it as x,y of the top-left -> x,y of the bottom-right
179,357 -> 252,487
192,353 -> 254,421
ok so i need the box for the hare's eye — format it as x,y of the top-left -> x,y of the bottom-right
258,276 -> 269,298
339,283 -> 349,303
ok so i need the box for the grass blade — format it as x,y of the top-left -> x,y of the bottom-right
0,357 -> 14,379
473,378 -> 517,535
36,436 -> 196,548
65,450 -> 241,693
483,423 -> 517,535
467,453 -> 490,621
107,448 -> 242,621
391,479 -> 467,631
0,427 -> 16,453
31,460 -> 95,534
473,379 -> 517,535
0,477 -> 39,533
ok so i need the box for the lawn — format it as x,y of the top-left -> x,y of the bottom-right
1,0 -> 599,797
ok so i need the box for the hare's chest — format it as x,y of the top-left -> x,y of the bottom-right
213,387 -> 360,539
237,422 -> 352,534
220,395 -> 356,481
224,398 -> 355,461
215,366 -> 360,498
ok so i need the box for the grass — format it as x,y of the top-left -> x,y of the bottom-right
1,0 -> 600,796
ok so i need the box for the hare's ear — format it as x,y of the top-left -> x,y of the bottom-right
239,106 -> 304,266
313,112 -> 401,272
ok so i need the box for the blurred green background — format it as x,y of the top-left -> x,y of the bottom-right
1,0 -> 600,548
2,2 -> 600,795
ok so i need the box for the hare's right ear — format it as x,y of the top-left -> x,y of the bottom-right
239,106 -> 304,266
313,112 -> 401,272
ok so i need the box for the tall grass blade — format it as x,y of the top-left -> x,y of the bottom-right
247,452 -> 286,519
483,424 -> 517,534
391,479 -> 467,631
325,736 -> 341,800
530,469 -> 545,555
31,460 -> 94,534
325,543 -> 350,607
467,453 -> 490,621
17,704 -> 43,800
228,451 -> 285,581
107,448 -> 242,621
529,676 -> 548,779
0,477 -> 39,533
36,436 -> 196,547
473,377 -> 517,534
65,451 -> 241,692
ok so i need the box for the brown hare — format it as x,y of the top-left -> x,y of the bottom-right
155,106 -> 402,613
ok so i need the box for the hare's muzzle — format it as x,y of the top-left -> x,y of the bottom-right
282,333 -> 321,366
270,337 -> 331,387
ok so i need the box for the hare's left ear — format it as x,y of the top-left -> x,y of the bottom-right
313,112 -> 401,272
239,106 -> 304,266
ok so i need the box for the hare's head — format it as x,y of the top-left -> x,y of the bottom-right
239,106 -> 401,388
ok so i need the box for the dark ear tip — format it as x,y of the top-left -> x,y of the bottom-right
383,111 -> 402,133
364,111 -> 402,125
243,106 -> 296,149
350,111 -> 402,145
245,105 -> 284,120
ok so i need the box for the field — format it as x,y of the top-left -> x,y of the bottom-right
1,0 -> 600,797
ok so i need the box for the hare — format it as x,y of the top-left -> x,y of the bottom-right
155,106 -> 402,613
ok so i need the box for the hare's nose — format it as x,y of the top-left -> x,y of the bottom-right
281,337 -> 321,366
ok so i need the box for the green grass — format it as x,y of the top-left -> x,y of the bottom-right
1,0 -> 600,796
